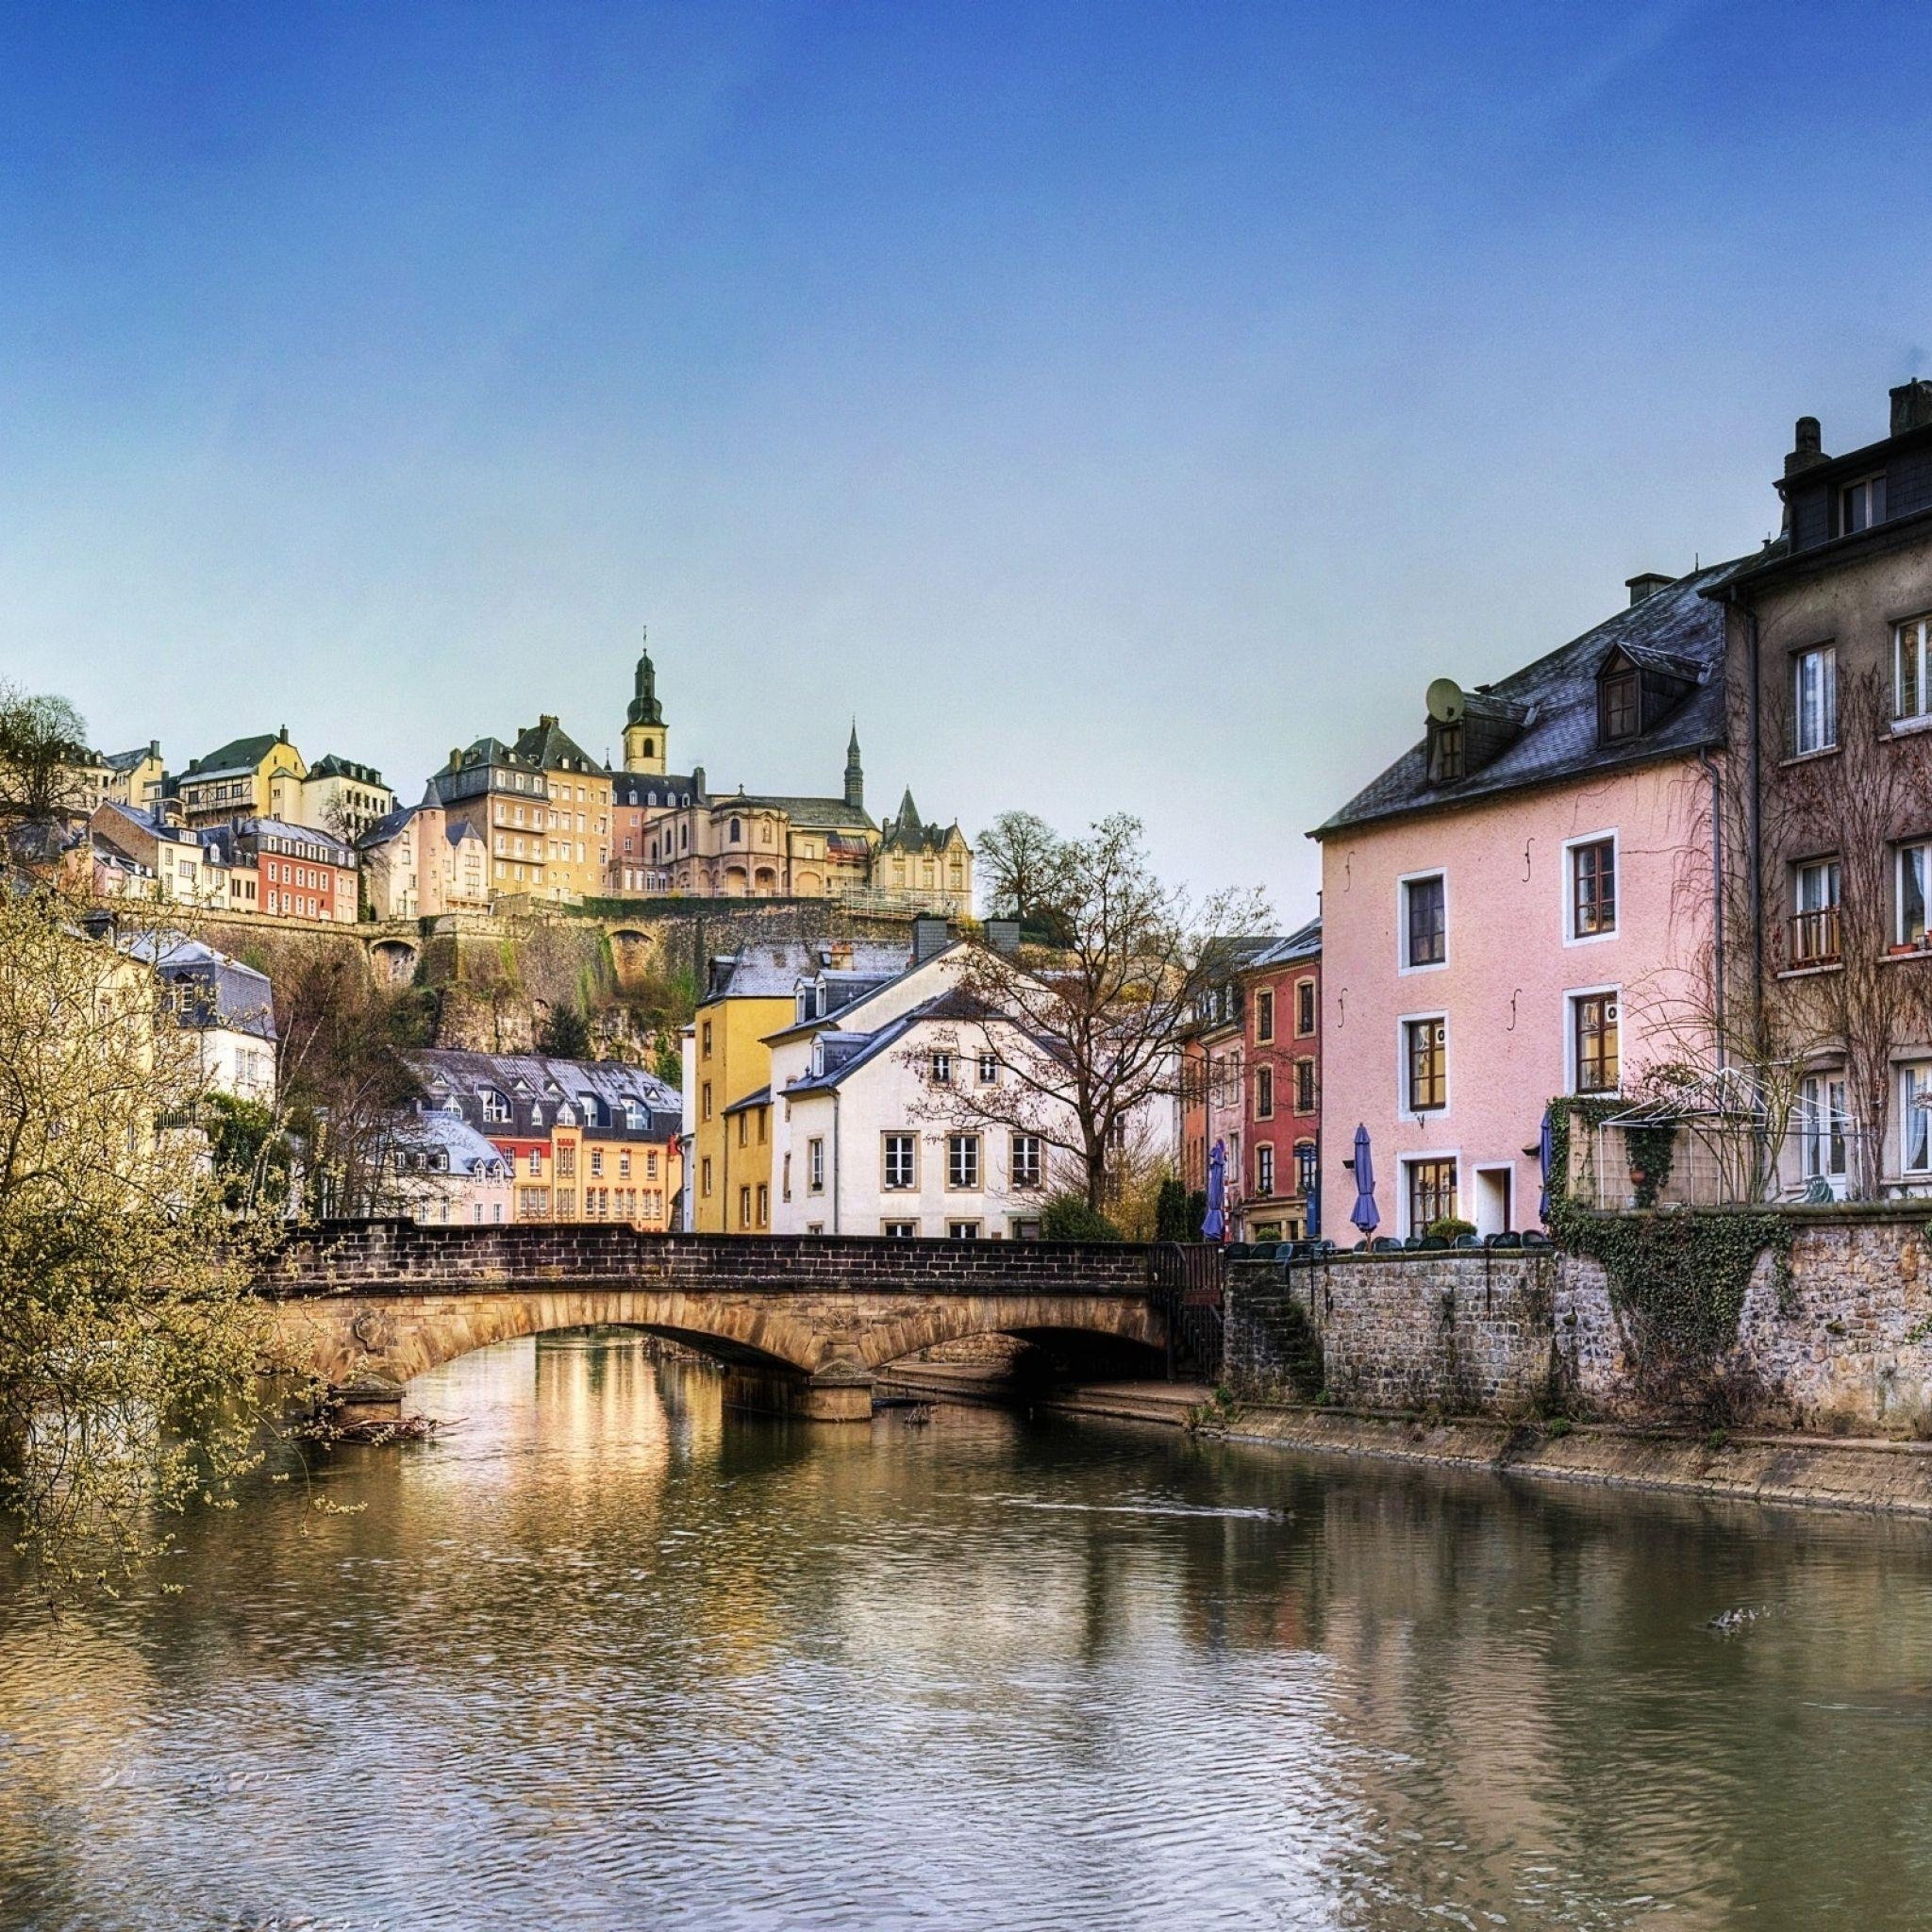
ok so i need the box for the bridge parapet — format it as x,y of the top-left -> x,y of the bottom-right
261,1222 -> 1158,1300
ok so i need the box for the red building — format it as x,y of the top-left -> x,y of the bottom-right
208,818 -> 358,923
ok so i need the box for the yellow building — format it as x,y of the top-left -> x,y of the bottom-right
684,938 -> 909,1231
173,728 -> 308,827
512,715 -> 613,903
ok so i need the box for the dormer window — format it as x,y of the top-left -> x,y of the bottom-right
1600,663 -> 1641,742
1426,721 -> 1463,783
1840,474 -> 1886,537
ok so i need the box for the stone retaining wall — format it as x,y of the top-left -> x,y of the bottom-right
1226,1207 -> 1932,1434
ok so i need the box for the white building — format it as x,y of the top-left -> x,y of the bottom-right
122,931 -> 278,1104
389,1109 -> 513,1225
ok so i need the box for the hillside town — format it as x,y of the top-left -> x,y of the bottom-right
12,377 -> 1932,1252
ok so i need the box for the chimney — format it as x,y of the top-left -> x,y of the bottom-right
1785,415 -> 1828,479
1891,379 -> 1932,437
1625,572 -> 1674,605
911,913 -> 950,965
985,917 -> 1022,957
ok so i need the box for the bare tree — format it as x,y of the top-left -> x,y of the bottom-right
974,810 -> 1067,923
914,813 -> 1269,1210
0,683 -> 93,863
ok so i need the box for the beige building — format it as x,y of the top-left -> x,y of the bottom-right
511,716 -> 612,902
298,755 -> 395,841
430,738 -> 552,901
170,729 -> 392,841
606,639 -> 973,910
358,794 -> 491,920
88,802 -> 225,907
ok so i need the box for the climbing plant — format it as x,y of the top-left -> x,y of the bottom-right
1545,1100 -> 1795,1389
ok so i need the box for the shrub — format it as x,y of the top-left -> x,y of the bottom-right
1041,1192 -> 1123,1241
1425,1216 -> 1477,1243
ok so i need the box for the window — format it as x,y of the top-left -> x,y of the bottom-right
929,1051 -> 953,1086
781,1152 -> 791,1200
1295,1141 -> 1318,1198
737,1112 -> 747,1148
482,1087 -> 510,1124
1294,1058 -> 1316,1113
808,1138 -> 824,1192
1404,1017 -> 1446,1113
1904,1065 -> 1932,1175
701,1020 -> 712,1059
1406,1158 -> 1457,1236
1010,1133 -> 1042,1190
756,1183 -> 768,1227
1793,646 -> 1838,755
1256,1065 -> 1274,1119
700,1158 -> 712,1196
701,1082 -> 713,1122
1295,979 -> 1316,1037
1800,1073 -> 1849,1182
1571,837 -> 1617,939
947,1221 -> 981,1240
1428,721 -> 1463,783
976,1052 -> 998,1085
1403,874 -> 1446,969
883,1133 -> 916,1191
590,1149 -> 603,1177
1790,858 -> 1841,966
1900,841 -> 1932,948
1257,1144 -> 1274,1196
1841,474 -> 1887,536
1572,992 -> 1620,1094
1255,989 -> 1274,1043
882,1221 -> 917,1239
526,1150 -> 542,1177
1898,616 -> 1932,724
946,1134 -> 981,1190
1600,665 -> 1641,743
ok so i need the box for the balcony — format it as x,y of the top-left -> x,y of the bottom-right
1789,907 -> 1841,969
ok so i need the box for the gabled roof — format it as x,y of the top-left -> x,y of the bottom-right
121,930 -> 277,1041
407,1048 -> 680,1128
721,1084 -> 773,1117
1318,557 -> 1754,837
181,733 -> 289,782
780,987 -> 1010,1096
735,792 -> 876,832
1247,917 -> 1322,971
703,940 -> 909,1003
308,753 -> 386,785
512,716 -> 603,775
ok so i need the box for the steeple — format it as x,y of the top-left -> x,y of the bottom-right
843,719 -> 864,812
622,626 -> 668,775
894,786 -> 921,830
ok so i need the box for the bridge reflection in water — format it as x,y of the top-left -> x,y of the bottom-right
262,1224 -> 1186,1424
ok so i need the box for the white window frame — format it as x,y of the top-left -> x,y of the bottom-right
1009,1133 -> 1042,1191
975,1051 -> 999,1086
1792,644 -> 1838,756
1396,1010 -> 1449,1119
1397,869 -> 1449,974
1562,828 -> 1619,945
1799,1071 -> 1849,1185
1895,615 -> 1932,724
1902,1064 -> 1932,1176
1256,1143 -> 1274,1197
946,1220 -> 982,1240
882,1131 -> 917,1192
881,1219 -> 918,1239
808,1137 -> 825,1193
1565,983 -> 1622,1097
929,1051 -> 953,1086
1899,841 -> 1932,948
946,1133 -> 981,1191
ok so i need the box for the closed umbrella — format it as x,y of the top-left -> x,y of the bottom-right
1538,1106 -> 1556,1223
1349,1124 -> 1379,1236
1202,1139 -> 1226,1241
1306,1141 -> 1322,1241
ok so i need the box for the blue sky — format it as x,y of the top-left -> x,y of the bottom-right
3,1 -> 1929,915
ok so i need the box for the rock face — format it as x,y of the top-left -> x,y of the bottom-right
1226,1208 -> 1932,1435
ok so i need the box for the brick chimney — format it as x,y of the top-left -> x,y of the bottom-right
1785,415 -> 1828,480
1891,379 -> 1932,437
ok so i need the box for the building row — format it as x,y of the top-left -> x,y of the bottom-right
1300,377 -> 1932,1239
69,640 -> 973,924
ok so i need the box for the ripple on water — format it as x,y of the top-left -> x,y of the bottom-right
5,1342 -> 1932,1930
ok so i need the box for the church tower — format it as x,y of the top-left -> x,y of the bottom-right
843,721 -> 864,813
622,631 -> 668,774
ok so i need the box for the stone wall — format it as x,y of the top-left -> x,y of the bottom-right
1226,1208 -> 1932,1436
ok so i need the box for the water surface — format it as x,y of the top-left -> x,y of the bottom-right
4,1333 -> 1932,1930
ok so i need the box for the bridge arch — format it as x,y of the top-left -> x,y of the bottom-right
368,938 -> 418,985
858,1298 -> 1166,1377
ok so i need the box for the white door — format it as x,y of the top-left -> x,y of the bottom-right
1474,1165 -> 1513,1236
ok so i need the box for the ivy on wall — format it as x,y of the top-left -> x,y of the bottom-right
1546,1100 -> 1795,1371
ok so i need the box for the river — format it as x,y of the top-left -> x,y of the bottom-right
4,1332 -> 1932,1930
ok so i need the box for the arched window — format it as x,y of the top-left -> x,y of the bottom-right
642,738 -> 656,758
729,817 -> 742,842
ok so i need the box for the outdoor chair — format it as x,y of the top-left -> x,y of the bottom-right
1522,1230 -> 1554,1249
1418,1235 -> 1449,1251
1453,1233 -> 1483,1249
1486,1230 -> 1524,1249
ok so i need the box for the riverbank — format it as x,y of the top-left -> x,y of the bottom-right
884,1363 -> 1932,1517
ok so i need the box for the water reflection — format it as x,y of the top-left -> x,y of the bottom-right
4,1330 -> 1932,1929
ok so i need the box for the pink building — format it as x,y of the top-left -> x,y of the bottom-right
1313,561 -> 1747,1240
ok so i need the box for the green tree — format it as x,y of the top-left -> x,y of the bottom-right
540,1003 -> 593,1060
1041,1191 -> 1123,1241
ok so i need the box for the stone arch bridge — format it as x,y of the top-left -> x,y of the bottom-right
262,1224 -> 1174,1422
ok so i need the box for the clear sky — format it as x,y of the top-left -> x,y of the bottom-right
3,1 -> 1929,918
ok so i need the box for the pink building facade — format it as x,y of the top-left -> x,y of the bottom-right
1314,562 -> 1745,1241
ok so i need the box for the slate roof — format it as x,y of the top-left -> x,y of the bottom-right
780,987 -> 1011,1096
396,1109 -> 510,1175
102,743 -> 158,773
182,733 -> 287,781
122,931 -> 277,1041
308,753 -> 385,784
721,1084 -> 773,1117
735,792 -> 875,832
407,1049 -> 680,1132
1317,557 -> 1755,837
208,818 -> 357,865
703,940 -> 909,1003
1247,916 -> 1323,970
611,774 -> 705,808
512,717 -> 603,775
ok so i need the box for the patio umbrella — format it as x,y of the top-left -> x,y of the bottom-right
1306,1141 -> 1322,1241
1202,1139 -> 1226,1241
1537,1106 -> 1556,1223
1349,1124 -> 1379,1235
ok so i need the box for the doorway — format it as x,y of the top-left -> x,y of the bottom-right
1474,1164 -> 1513,1236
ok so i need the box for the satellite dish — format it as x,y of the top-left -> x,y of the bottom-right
1425,677 -> 1466,724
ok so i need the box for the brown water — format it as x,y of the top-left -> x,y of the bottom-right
4,1333 -> 1932,1930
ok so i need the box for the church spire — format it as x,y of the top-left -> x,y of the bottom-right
622,625 -> 668,775
843,719 -> 864,813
